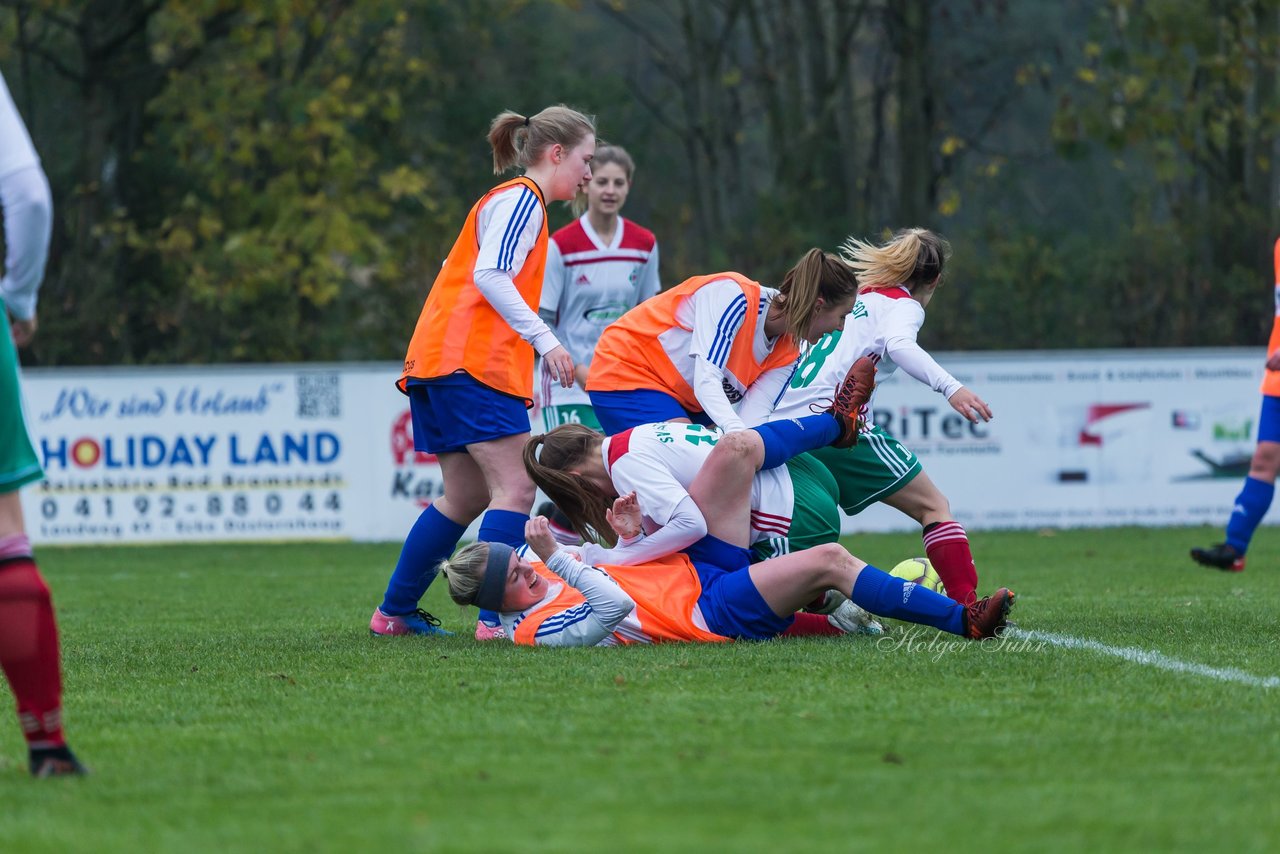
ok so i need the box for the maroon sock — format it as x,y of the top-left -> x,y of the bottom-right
780,612 -> 844,637
923,520 -> 978,605
0,558 -> 66,749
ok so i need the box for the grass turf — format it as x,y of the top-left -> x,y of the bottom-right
0,526 -> 1277,852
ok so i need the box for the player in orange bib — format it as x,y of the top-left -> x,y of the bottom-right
371,105 -> 596,639
1191,236 -> 1280,572
440,507 -> 1015,647
584,250 -> 861,435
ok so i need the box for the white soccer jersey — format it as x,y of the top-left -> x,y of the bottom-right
0,71 -> 40,179
769,286 -> 961,424
600,422 -> 794,544
538,215 -> 659,408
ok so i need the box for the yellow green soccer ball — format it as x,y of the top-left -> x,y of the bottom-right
888,557 -> 947,597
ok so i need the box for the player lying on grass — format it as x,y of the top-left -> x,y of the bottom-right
441,515 -> 1014,647
524,357 -> 875,569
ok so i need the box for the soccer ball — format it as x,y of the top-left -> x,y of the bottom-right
889,557 -> 947,597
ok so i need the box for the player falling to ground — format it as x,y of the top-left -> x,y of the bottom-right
768,228 -> 992,605
0,69 -> 87,777
1191,237 -> 1280,572
371,105 -> 596,639
584,249 -> 861,435
533,144 -> 660,545
440,512 -> 1014,647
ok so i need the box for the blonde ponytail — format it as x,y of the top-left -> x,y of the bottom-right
840,228 -> 951,291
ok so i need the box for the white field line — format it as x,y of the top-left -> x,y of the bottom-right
1006,628 -> 1280,689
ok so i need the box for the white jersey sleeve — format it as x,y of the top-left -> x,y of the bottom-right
577,496 -> 707,567
473,185 -> 559,355
538,239 -> 567,321
0,165 -> 52,321
0,71 -> 40,179
879,299 -> 963,398
638,242 -> 661,301
735,359 -> 801,428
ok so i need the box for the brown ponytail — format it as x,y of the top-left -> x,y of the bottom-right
773,248 -> 861,344
522,425 -> 616,545
488,104 -> 597,175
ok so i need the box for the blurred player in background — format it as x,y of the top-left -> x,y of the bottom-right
769,228 -> 991,605
533,144 -> 659,547
0,68 -> 87,777
371,105 -> 596,640
585,249 -> 860,435
1191,237 -> 1280,573
536,144 -> 660,433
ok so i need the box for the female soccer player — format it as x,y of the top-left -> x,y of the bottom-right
1191,237 -> 1280,572
585,249 -> 860,435
440,516 -> 1014,647
0,69 -> 86,776
536,144 -> 660,433
768,228 -> 991,605
371,105 -> 596,638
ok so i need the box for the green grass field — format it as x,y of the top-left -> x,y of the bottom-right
1,526 -> 1277,852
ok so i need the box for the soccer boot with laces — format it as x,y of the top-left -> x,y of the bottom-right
962,588 -> 1015,639
369,607 -> 453,637
824,356 -> 877,448
1189,542 -> 1245,572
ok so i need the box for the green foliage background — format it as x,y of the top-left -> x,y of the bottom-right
1,0 -> 1277,366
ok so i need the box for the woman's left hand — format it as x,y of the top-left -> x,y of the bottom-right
525,516 -> 560,562
605,492 -> 643,539
948,386 -> 993,423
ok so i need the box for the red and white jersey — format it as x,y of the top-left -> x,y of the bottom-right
770,286 -> 960,425
538,215 -> 660,408
600,422 -> 794,543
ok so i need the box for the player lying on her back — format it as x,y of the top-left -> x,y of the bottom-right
523,357 -> 875,568
767,228 -> 990,604
585,249 -> 861,435
441,515 -> 1014,647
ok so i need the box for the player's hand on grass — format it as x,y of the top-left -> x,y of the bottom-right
525,516 -> 560,563
606,492 -> 643,540
948,386 -> 992,423
543,345 -> 575,388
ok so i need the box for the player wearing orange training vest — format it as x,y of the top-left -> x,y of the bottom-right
441,517 -> 1015,646
584,250 -> 861,435
1192,237 -> 1280,572
371,105 -> 597,639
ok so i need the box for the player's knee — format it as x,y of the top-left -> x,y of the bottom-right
813,543 -> 855,583
711,431 -> 759,465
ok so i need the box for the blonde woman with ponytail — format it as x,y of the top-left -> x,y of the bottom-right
585,249 -> 861,435
769,228 -> 994,606
371,105 -> 596,640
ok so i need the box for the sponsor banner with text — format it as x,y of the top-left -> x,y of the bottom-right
16,349 -> 1270,544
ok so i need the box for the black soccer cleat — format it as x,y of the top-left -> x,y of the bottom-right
1190,542 -> 1245,572
29,744 -> 88,778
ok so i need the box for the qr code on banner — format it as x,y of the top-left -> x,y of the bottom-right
296,372 -> 341,418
